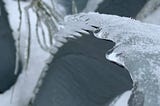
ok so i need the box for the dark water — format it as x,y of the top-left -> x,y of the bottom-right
0,0 -> 21,93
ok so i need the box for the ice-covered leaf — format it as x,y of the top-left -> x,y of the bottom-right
58,12 -> 160,106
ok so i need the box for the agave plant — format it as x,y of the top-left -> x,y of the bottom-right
26,1 -> 160,106
1,0 -> 160,106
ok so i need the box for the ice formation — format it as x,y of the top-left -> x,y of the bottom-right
58,12 -> 160,106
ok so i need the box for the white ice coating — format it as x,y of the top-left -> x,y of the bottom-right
61,12 -> 160,106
